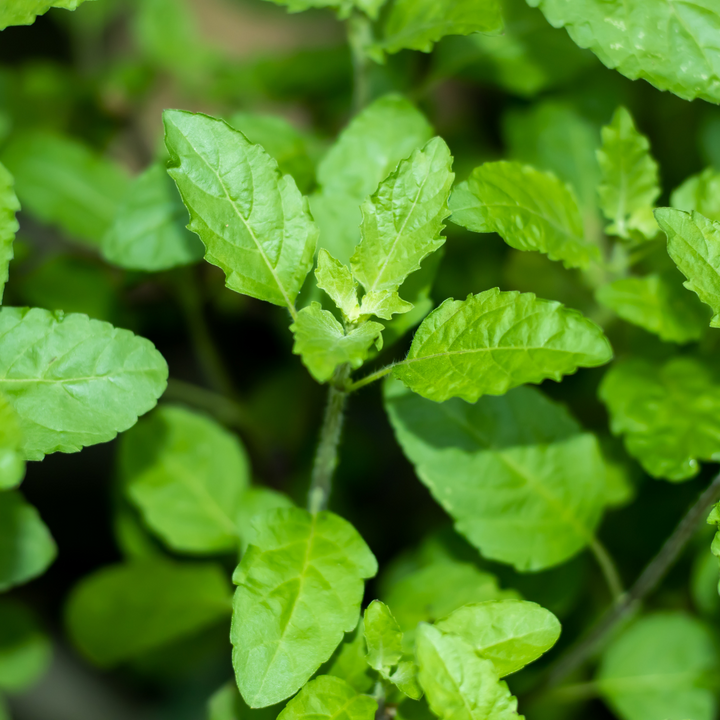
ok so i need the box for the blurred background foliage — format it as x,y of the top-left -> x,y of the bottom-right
3,0 -> 720,718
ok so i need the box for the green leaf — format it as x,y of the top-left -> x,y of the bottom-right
236,487 -> 295,553
596,272 -> 708,344
1,132 -> 131,246
0,307 -> 168,461
0,0 -> 96,29
261,0 -> 384,20
311,95 -> 433,265
0,599 -> 51,692
229,112 -> 316,195
392,288 -> 612,403
320,619 -> 375,694
383,560 -> 514,633
598,613 -> 718,720
208,682 -> 280,720
0,491 -> 56,591
277,676 -> 376,720
163,110 -> 318,312
316,249 -> 361,322
600,357 -> 720,482
0,392 -> 25,491
450,161 -> 599,269
359,291 -> 413,321
385,381 -> 607,570
364,600 -> 403,673
231,508 -> 377,707
597,107 -> 660,241
102,163 -> 204,272
415,624 -> 521,720
121,405 -> 251,554
527,0 -> 720,104
656,208 -> 720,327
65,558 -> 232,666
350,137 -> 454,295
435,600 -> 560,677
0,162 -> 19,304
672,168 -> 720,223
378,0 -> 503,55
291,303 -> 384,383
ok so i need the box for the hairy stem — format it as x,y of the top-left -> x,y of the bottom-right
346,364 -> 395,393
589,537 -> 624,602
308,364 -> 352,513
544,471 -> 720,689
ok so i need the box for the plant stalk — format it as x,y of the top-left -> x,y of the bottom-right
588,537 -> 624,602
308,364 -> 352,513
543,470 -> 720,689
347,12 -> 372,114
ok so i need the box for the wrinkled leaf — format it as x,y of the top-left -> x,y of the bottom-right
450,161 -> 599,269
392,288 -> 612,403
231,508 -> 377,707
315,249 -> 361,322
164,110 -> 317,311
276,676 -> 376,720
121,405 -> 250,554
0,308 -> 168,461
600,356 -> 720,481
65,559 -> 232,666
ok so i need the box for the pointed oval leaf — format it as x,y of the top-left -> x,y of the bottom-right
0,307 -> 168,460
600,356 -> 720,482
415,624 -> 521,720
450,161 -> 599,270
291,303 -> 384,383
163,110 -> 318,311
350,137 -> 454,295
598,613 -> 718,720
0,162 -> 19,304
435,600 -> 560,678
527,0 -> 720,104
231,508 -> 378,708
277,676 -> 377,720
316,250 -> 360,321
364,600 -> 403,673
379,0 -> 503,55
121,405 -> 250,554
385,381 -> 607,570
0,491 -> 56,592
596,272 -> 708,344
102,163 -> 204,272
65,559 -> 232,667
392,288 -> 612,403
656,208 -> 720,327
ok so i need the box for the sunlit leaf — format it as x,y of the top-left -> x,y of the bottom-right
276,676 -> 376,720
0,0 -> 96,29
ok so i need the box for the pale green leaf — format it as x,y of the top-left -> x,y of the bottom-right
0,307 -> 168,461
102,163 -> 204,272
231,508 -> 377,707
435,600 -> 560,678
0,162 -> 19,304
229,112 -> 316,195
291,302 -> 383,383
671,168 -> 720,223
0,0 -> 96,29
0,392 -> 24,491
312,95 -> 433,265
388,660 -> 422,700
527,0 -> 720,104
379,0 -> 503,55
599,356 -> 720,481
598,613 -> 718,720
262,0 -> 384,20
320,620 -> 374,694
656,208 -> 720,327
385,381 -> 607,570
0,599 -> 51,692
415,624 -> 521,720
383,560 -> 515,633
596,272 -> 708,344
597,107 -> 660,241
364,600 -> 403,673
236,487 -> 295,553
163,110 -> 318,311
121,405 -> 251,554
277,676 -> 376,720
0,491 -> 56,592
1,132 -> 131,246
350,137 -> 454,295
316,249 -> 360,322
392,288 -> 612,403
358,291 -> 413,321
208,682 -> 279,720
65,559 -> 232,666
450,161 -> 599,269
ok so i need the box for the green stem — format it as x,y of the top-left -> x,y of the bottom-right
346,364 -> 396,393
589,537 -> 624,602
308,365 -> 352,513
347,12 -> 372,114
